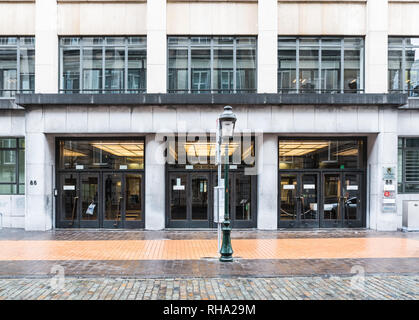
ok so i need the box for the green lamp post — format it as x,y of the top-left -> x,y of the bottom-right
219,105 -> 237,262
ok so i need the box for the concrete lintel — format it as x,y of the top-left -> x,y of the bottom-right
15,93 -> 408,107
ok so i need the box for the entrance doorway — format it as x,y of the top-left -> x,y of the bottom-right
278,137 -> 366,228
56,137 -> 145,229
167,170 -> 257,228
279,171 -> 364,228
58,172 -> 144,228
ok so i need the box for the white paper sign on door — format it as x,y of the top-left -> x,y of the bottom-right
347,185 -> 359,191
283,185 -> 295,190
63,185 -> 75,191
304,184 -> 316,189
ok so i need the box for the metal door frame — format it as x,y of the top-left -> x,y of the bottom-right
278,172 -> 320,228
166,168 -> 258,228
278,170 -> 366,228
321,171 -> 364,228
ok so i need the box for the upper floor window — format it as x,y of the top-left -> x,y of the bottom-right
59,37 -> 146,94
0,138 -> 25,195
0,37 -> 35,97
278,37 -> 364,94
168,37 -> 256,93
389,37 -> 419,97
398,137 -> 419,193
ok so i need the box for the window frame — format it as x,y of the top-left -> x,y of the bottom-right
0,137 -> 25,195
388,37 -> 419,97
277,36 -> 365,94
59,37 -> 147,94
0,37 -> 35,97
398,137 -> 419,194
167,36 -> 257,94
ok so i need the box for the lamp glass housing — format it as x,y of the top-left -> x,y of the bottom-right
221,120 -> 234,138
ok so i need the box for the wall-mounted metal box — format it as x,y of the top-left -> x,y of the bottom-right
402,201 -> 419,231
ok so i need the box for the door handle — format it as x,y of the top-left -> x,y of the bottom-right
69,196 -> 79,226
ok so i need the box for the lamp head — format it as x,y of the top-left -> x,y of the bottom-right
219,105 -> 237,138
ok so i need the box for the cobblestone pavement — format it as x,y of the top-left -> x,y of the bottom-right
0,274 -> 417,300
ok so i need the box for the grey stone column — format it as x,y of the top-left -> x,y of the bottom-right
24,107 -> 55,231
145,134 -> 166,230
368,107 -> 399,231
257,133 -> 278,229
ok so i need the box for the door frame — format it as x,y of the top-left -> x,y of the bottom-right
278,169 -> 366,229
278,172 -> 320,228
166,168 -> 258,228
321,171 -> 365,228
55,136 -> 146,229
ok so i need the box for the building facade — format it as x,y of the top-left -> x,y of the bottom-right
0,0 -> 418,231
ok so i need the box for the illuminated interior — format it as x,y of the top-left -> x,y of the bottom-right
279,141 -> 330,157
63,148 -> 87,157
91,142 -> 144,157
334,148 -> 359,156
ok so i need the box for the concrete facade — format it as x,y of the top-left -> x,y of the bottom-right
0,0 -> 418,231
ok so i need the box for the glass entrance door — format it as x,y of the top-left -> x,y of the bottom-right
58,172 -> 100,228
212,172 -> 256,228
321,172 -> 363,227
279,173 -> 320,228
58,171 -> 144,229
102,172 -> 144,229
168,172 -> 210,228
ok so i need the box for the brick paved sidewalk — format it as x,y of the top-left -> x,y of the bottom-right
0,274 -> 417,300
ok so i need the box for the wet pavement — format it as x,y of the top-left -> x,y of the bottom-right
0,229 -> 417,300
0,275 -> 417,300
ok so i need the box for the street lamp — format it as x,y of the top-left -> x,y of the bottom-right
219,105 -> 237,262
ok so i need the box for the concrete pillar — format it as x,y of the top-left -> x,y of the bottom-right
24,108 -> 54,231
365,0 -> 388,93
145,134 -> 165,230
147,0 -> 167,93
35,0 -> 58,93
368,107 -> 399,231
257,0 -> 278,93
257,133 -> 278,229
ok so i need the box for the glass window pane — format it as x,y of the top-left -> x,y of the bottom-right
105,47 -> 125,93
0,47 -> 17,97
59,139 -> 144,170
344,48 -> 361,93
19,48 -> 35,93
278,49 -> 297,93
299,48 -> 319,92
128,49 -> 146,93
191,48 -> 210,93
83,48 -> 103,93
279,140 -> 363,170
213,48 -> 233,93
0,150 -> 16,183
19,149 -> 24,184
0,184 -> 16,194
0,138 -> 16,148
388,49 -> 403,92
406,138 -> 419,148
405,47 -> 419,96
62,48 -> 80,93
236,48 -> 256,92
168,48 -> 188,93
321,47 -> 341,93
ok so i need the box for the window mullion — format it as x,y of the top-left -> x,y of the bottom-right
341,39 -> 344,93
210,38 -> 214,94
125,38 -> 128,94
296,39 -> 300,93
318,39 -> 322,94
15,139 -> 19,195
17,39 -> 20,93
233,38 -> 237,93
402,38 -> 406,94
102,44 -> 106,94
79,41 -> 83,93
188,39 -> 191,93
